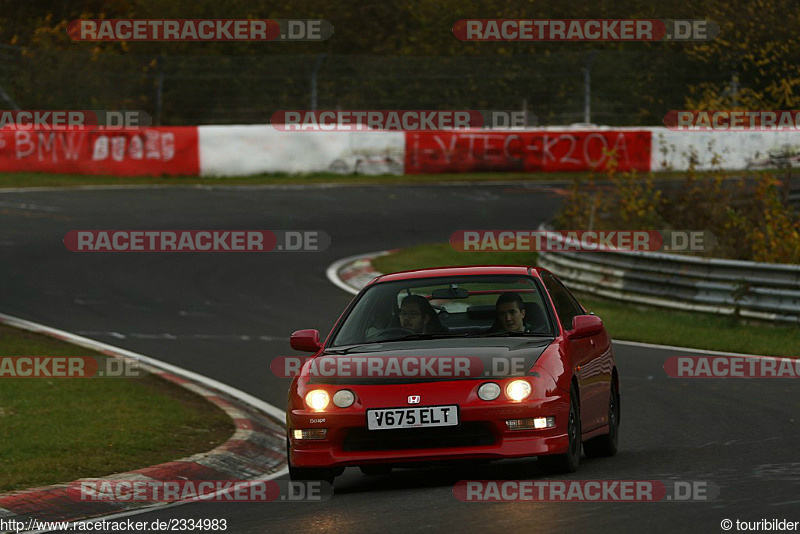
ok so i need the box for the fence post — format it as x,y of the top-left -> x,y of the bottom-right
154,55 -> 164,126
311,54 -> 326,112
0,84 -> 18,110
583,51 -> 596,124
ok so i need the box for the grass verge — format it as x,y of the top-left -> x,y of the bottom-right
0,169 -> 759,189
373,243 -> 540,273
0,324 -> 235,493
371,243 -> 800,357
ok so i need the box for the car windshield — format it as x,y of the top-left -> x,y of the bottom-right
330,274 -> 553,347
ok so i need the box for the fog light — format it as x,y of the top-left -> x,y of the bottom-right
478,382 -> 501,401
333,389 -> 355,408
305,389 -> 330,411
506,416 -> 556,430
505,379 -> 531,401
293,429 -> 328,440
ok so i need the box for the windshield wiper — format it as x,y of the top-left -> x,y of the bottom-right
325,343 -> 378,354
325,334 -> 462,352
330,331 -> 546,349
379,332 -> 469,343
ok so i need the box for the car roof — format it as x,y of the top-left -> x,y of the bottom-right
373,265 -> 545,284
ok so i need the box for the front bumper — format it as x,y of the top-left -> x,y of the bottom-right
288,394 -> 570,468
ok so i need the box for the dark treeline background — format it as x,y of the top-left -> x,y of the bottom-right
0,0 -> 797,125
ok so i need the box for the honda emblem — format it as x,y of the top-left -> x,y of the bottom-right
408,395 -> 421,404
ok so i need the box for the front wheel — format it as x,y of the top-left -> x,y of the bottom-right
538,384 -> 581,474
583,379 -> 620,458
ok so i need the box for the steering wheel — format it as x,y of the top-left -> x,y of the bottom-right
366,327 -> 417,342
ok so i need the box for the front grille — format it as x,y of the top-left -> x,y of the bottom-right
342,422 -> 495,451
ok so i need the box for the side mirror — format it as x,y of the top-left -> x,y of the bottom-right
290,329 -> 322,353
568,315 -> 603,339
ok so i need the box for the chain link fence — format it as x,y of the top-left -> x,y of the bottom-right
0,44 -> 733,126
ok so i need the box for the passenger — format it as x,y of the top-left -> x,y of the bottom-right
493,292 -> 532,333
399,295 -> 445,334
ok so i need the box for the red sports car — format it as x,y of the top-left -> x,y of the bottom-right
286,266 -> 619,484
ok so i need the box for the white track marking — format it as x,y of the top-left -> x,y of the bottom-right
0,312 -> 285,420
0,311 -> 289,534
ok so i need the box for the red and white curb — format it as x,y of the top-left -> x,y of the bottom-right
325,250 -> 392,296
0,312 -> 288,530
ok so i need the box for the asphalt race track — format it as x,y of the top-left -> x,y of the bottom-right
2,183 -> 799,533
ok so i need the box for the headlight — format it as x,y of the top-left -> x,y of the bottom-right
506,379 -> 532,401
333,389 -> 355,408
305,389 -> 330,411
478,382 -> 501,401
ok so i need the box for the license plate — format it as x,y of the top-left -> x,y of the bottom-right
367,405 -> 458,430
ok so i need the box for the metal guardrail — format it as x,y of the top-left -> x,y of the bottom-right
790,186 -> 800,210
538,233 -> 800,324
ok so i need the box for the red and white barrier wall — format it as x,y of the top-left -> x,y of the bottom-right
0,127 -> 199,176
404,129 -> 652,173
198,125 -> 404,176
1,125 -> 799,176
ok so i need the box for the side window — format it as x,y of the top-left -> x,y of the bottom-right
560,280 -> 586,316
541,272 -> 583,331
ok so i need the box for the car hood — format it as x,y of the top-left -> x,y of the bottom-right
307,337 -> 554,385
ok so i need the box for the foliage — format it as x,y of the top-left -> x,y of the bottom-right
555,164 -> 800,263
1,0 -> 799,120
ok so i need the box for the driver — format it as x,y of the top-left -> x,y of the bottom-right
399,295 -> 444,334
494,292 -> 532,333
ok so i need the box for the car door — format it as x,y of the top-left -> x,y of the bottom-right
564,287 -> 613,430
541,272 -> 606,432
561,280 -> 612,431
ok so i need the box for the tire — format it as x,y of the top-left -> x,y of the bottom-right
287,438 -> 340,485
583,379 -> 620,458
538,384 -> 581,474
359,465 -> 393,476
